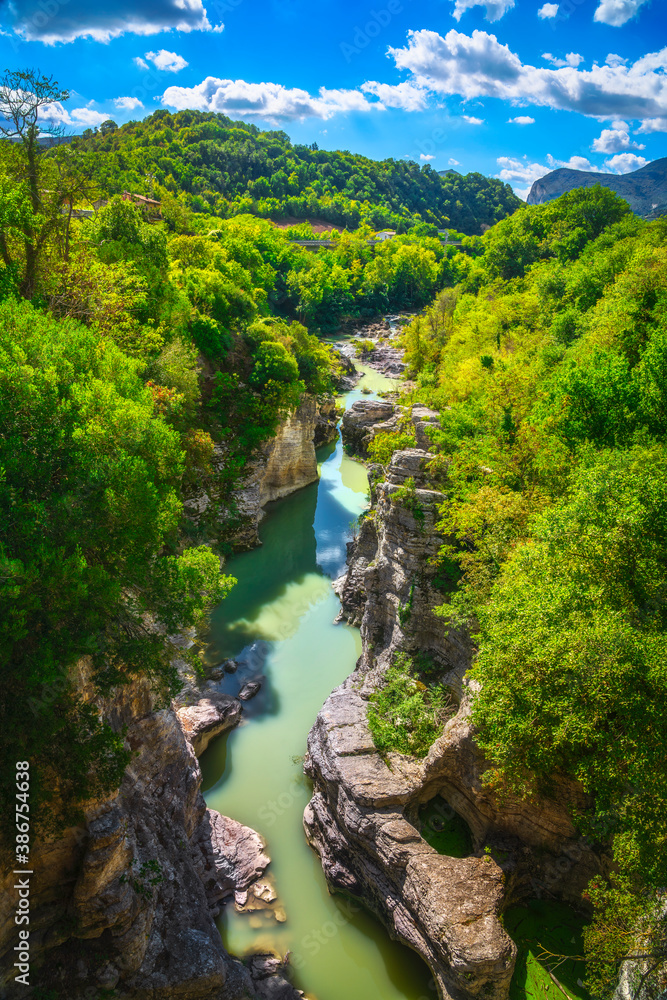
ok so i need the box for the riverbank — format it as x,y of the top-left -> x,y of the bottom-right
198,364 -> 436,1000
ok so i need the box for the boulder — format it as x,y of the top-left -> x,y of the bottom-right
176,692 -> 242,756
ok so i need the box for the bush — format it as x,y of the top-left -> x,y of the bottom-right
367,653 -> 453,757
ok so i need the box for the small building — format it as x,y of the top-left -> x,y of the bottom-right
121,191 -> 162,217
374,230 -> 396,241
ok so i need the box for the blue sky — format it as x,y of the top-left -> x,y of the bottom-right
1,0 -> 665,196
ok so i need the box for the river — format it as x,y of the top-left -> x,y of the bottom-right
200,361 -> 436,1000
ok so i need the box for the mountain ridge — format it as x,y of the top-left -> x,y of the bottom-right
527,157 -> 667,216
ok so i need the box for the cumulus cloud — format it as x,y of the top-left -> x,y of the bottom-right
145,49 -> 189,72
604,152 -> 649,171
114,96 -> 144,111
162,78 -> 376,120
496,153 -> 593,199
592,124 -> 645,152
451,0 -> 515,21
594,0 -> 651,26
636,117 -> 667,133
420,153 -> 436,160
42,102 -> 109,130
462,114 -> 484,123
6,0 -> 219,43
361,81 -> 429,111
538,3 -> 559,16
388,29 -> 667,121
508,115 -> 535,124
605,53 -> 628,67
542,52 -> 584,67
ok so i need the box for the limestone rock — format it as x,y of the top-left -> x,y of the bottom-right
411,405 -> 440,451
176,692 -> 242,756
341,399 -> 398,455
231,396 -> 337,549
192,809 -> 270,905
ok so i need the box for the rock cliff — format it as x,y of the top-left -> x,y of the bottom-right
0,655 -> 306,1000
184,396 -> 338,551
305,448 -> 603,1000
526,156 -> 667,216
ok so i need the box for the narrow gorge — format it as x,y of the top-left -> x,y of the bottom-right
1,319 -> 597,1000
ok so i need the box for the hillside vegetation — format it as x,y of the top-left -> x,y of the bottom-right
71,109 -> 521,234
397,186 -> 667,998
0,71 -> 491,841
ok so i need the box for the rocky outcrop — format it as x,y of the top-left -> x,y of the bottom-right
527,156 -> 667,216
306,449 -> 602,1000
184,395 -> 337,551
341,399 -> 399,455
0,662 -> 301,1000
192,811 -> 270,911
411,405 -> 440,451
232,396 -> 337,549
176,691 -> 242,756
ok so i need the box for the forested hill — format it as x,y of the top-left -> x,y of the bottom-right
72,109 -> 521,234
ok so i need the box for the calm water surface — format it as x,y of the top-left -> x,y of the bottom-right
201,363 -> 435,1000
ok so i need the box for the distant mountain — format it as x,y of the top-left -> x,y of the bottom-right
527,157 -> 667,217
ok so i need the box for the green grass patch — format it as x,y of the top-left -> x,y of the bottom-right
367,653 -> 454,758
505,899 -> 590,1000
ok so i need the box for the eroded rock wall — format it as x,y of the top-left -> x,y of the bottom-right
0,661 -> 272,1000
305,448 -> 603,1000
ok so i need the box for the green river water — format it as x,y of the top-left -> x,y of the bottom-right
200,362 -> 437,1000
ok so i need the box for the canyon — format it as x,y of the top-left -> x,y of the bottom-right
0,320 -> 596,1000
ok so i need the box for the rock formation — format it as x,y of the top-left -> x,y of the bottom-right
341,399 -> 399,455
0,657 -> 304,1000
305,449 -> 603,1000
185,395 -> 338,550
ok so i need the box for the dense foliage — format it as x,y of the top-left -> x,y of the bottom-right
70,109 -> 520,234
367,653 -> 453,757
399,186 -> 667,997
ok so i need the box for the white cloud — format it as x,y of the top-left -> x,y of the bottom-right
388,29 -> 667,121
114,96 -> 144,111
145,49 -> 189,73
449,158 -> 461,165
7,0 -> 219,44
451,0 -> 515,21
162,78 -> 376,120
42,102 -> 109,130
361,81 -> 429,111
594,0 -> 651,26
496,153 -> 593,199
592,125 -> 645,152
542,52 -> 584,68
462,114 -> 484,124
508,115 -> 535,124
71,108 -> 111,128
538,3 -> 559,16
134,57 -> 149,70
605,53 -> 628,67
420,153 -> 436,160
604,152 -> 649,171
636,117 -> 667,133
